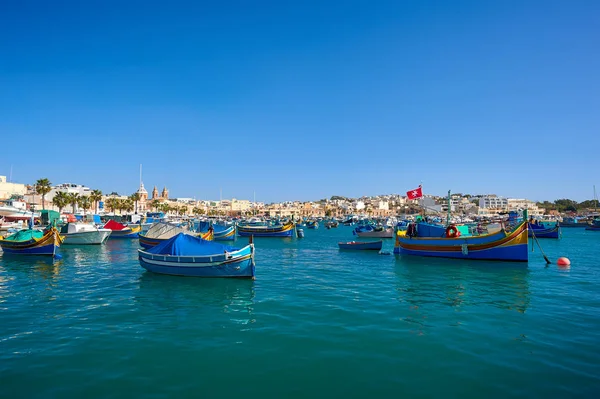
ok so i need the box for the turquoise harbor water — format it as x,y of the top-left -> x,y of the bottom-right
1,226 -> 599,398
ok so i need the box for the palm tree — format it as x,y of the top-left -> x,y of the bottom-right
178,206 -> 187,216
124,199 -> 134,215
52,191 -> 69,213
105,198 -> 118,214
66,193 -> 80,214
130,192 -> 141,214
89,189 -> 103,213
35,178 -> 52,210
78,196 -> 92,216
149,199 -> 161,212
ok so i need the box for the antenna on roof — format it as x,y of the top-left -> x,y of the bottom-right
139,164 -> 143,186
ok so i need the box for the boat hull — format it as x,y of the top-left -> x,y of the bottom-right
355,229 -> 394,238
108,225 -> 141,239
0,229 -> 60,256
528,224 -> 560,239
61,230 -> 111,245
393,222 -> 529,262
213,226 -> 236,241
237,223 -> 295,237
138,245 -> 255,278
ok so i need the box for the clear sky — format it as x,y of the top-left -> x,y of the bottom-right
1,0 -> 598,203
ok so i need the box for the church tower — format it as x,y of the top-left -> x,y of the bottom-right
152,186 -> 159,200
161,186 -> 169,200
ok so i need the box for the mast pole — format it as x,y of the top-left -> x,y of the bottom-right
447,190 -> 451,227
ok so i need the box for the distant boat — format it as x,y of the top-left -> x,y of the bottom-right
213,225 -> 235,241
528,223 -> 560,239
560,217 -> 588,228
237,221 -> 295,237
306,220 -> 319,229
103,220 -> 141,239
338,240 -> 383,251
138,233 -> 255,278
0,199 -> 39,221
0,227 -> 61,256
354,225 -> 394,238
394,221 -> 529,262
585,219 -> 600,231
60,223 -> 112,245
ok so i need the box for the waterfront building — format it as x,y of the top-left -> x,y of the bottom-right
478,195 -> 508,210
507,198 -> 545,216
0,175 -> 27,200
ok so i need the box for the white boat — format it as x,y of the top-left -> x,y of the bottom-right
59,223 -> 112,245
0,199 -> 39,221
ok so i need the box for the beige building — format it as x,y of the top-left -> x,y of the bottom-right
0,175 -> 27,200
507,198 -> 544,216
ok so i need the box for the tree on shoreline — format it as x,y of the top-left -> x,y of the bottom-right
35,178 -> 52,210
90,190 -> 103,213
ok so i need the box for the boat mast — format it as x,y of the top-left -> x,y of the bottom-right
446,190 -> 451,227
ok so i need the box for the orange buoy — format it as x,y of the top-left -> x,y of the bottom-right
557,257 -> 571,266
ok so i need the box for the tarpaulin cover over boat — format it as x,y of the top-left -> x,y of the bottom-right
146,233 -> 237,256
2,229 -> 44,241
104,220 -> 128,230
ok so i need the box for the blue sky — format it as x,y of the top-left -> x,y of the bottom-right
1,0 -> 598,202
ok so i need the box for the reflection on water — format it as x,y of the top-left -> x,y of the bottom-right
137,273 -> 256,325
394,257 -> 531,333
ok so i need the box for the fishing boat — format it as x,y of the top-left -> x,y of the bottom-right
338,240 -> 383,250
139,222 -> 212,249
585,219 -> 600,231
213,224 -> 235,241
394,220 -> 529,262
528,222 -> 560,239
324,220 -> 339,229
237,221 -> 295,237
354,225 -> 394,238
59,223 -> 112,245
0,227 -> 62,256
560,217 -> 588,228
103,220 -> 142,239
306,220 -> 319,229
138,233 -> 255,278
0,198 -> 39,221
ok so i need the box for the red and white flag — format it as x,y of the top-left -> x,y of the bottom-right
406,185 -> 423,200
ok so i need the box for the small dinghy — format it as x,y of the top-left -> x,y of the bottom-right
338,240 -> 383,251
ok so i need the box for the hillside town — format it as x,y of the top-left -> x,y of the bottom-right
2,175 -> 596,220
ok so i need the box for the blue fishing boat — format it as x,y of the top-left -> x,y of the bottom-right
0,228 -> 62,256
338,240 -> 383,250
585,219 -> 600,231
140,222 -> 213,249
354,224 -> 394,238
213,225 -> 235,241
138,233 -> 255,278
104,220 -> 141,239
394,221 -> 529,262
528,222 -> 560,239
306,220 -> 319,229
237,221 -> 295,237
560,216 -> 588,227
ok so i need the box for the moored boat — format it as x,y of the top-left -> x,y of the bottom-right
338,240 -> 383,250
237,221 -> 295,237
528,222 -> 560,239
0,227 -> 62,256
138,233 -> 255,278
585,219 -> 600,231
60,223 -> 112,245
213,225 -> 235,241
354,225 -> 394,238
103,220 -> 141,239
394,221 -> 529,262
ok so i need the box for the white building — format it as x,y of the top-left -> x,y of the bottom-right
479,196 -> 508,210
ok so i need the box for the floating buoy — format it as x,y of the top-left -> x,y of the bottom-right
557,257 -> 570,266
